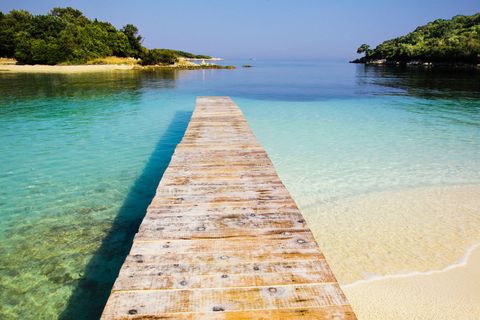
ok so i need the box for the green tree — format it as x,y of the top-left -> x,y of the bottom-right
50,7 -> 88,25
93,20 -> 132,57
121,24 -> 144,58
0,10 -> 33,57
14,31 -> 33,64
30,38 -> 63,65
356,44 -> 369,54
356,44 -> 372,57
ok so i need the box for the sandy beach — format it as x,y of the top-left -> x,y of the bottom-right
343,244 -> 480,319
302,185 -> 480,319
0,59 -> 231,73
0,64 -> 135,73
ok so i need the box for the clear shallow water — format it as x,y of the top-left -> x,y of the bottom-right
0,61 -> 479,319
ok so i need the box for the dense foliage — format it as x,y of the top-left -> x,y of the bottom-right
0,7 -> 143,64
355,13 -> 480,64
0,7 -> 211,65
140,49 -> 178,66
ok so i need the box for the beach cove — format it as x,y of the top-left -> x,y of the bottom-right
1,61 -> 479,319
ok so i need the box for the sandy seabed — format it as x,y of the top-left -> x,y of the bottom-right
302,185 -> 480,319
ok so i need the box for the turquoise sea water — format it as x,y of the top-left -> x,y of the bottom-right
0,61 -> 479,319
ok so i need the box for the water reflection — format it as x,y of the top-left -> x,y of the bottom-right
353,65 -> 480,129
0,70 -> 179,102
358,64 -> 480,99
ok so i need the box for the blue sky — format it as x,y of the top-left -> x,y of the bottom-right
1,0 -> 478,60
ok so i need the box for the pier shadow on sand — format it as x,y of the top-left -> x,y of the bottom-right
60,111 -> 192,320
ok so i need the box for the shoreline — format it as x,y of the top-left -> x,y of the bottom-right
343,242 -> 480,319
301,184 -> 480,319
0,63 -> 234,74
343,241 -> 480,288
350,59 -> 480,68
184,57 -> 223,61
303,184 -> 480,284
0,64 -> 135,74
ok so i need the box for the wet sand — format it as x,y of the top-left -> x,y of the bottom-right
343,244 -> 480,319
301,185 -> 480,319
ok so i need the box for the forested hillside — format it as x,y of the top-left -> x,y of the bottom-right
354,13 -> 480,64
0,7 -> 211,65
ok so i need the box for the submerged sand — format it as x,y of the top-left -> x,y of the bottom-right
302,185 -> 480,319
0,64 -> 135,73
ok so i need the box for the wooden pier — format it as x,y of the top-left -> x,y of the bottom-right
101,97 -> 356,319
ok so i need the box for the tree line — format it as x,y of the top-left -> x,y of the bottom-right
354,13 -> 480,64
0,7 -> 211,65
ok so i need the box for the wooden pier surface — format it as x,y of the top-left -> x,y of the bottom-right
101,97 -> 356,319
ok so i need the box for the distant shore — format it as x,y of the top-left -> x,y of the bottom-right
350,58 -> 480,68
184,57 -> 223,61
0,61 -> 234,74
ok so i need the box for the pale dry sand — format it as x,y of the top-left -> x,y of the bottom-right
0,59 -> 205,73
301,185 -> 480,319
343,244 -> 480,319
0,64 -> 135,73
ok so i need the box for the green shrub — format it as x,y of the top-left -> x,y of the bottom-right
140,49 -> 178,65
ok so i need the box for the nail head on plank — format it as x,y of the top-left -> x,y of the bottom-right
212,306 -> 225,312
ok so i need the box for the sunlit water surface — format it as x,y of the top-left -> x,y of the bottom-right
1,61 -> 479,319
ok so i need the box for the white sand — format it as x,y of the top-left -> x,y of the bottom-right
303,185 -> 480,284
343,244 -> 480,319
0,64 -> 135,73
301,185 -> 480,319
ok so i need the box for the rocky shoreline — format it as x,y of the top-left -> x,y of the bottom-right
350,58 -> 480,68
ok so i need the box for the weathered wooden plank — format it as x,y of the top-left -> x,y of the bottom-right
103,306 -> 356,320
128,236 -> 319,254
112,271 -> 338,291
123,251 -> 326,266
101,97 -> 355,319
103,284 -> 350,315
117,260 -> 334,277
